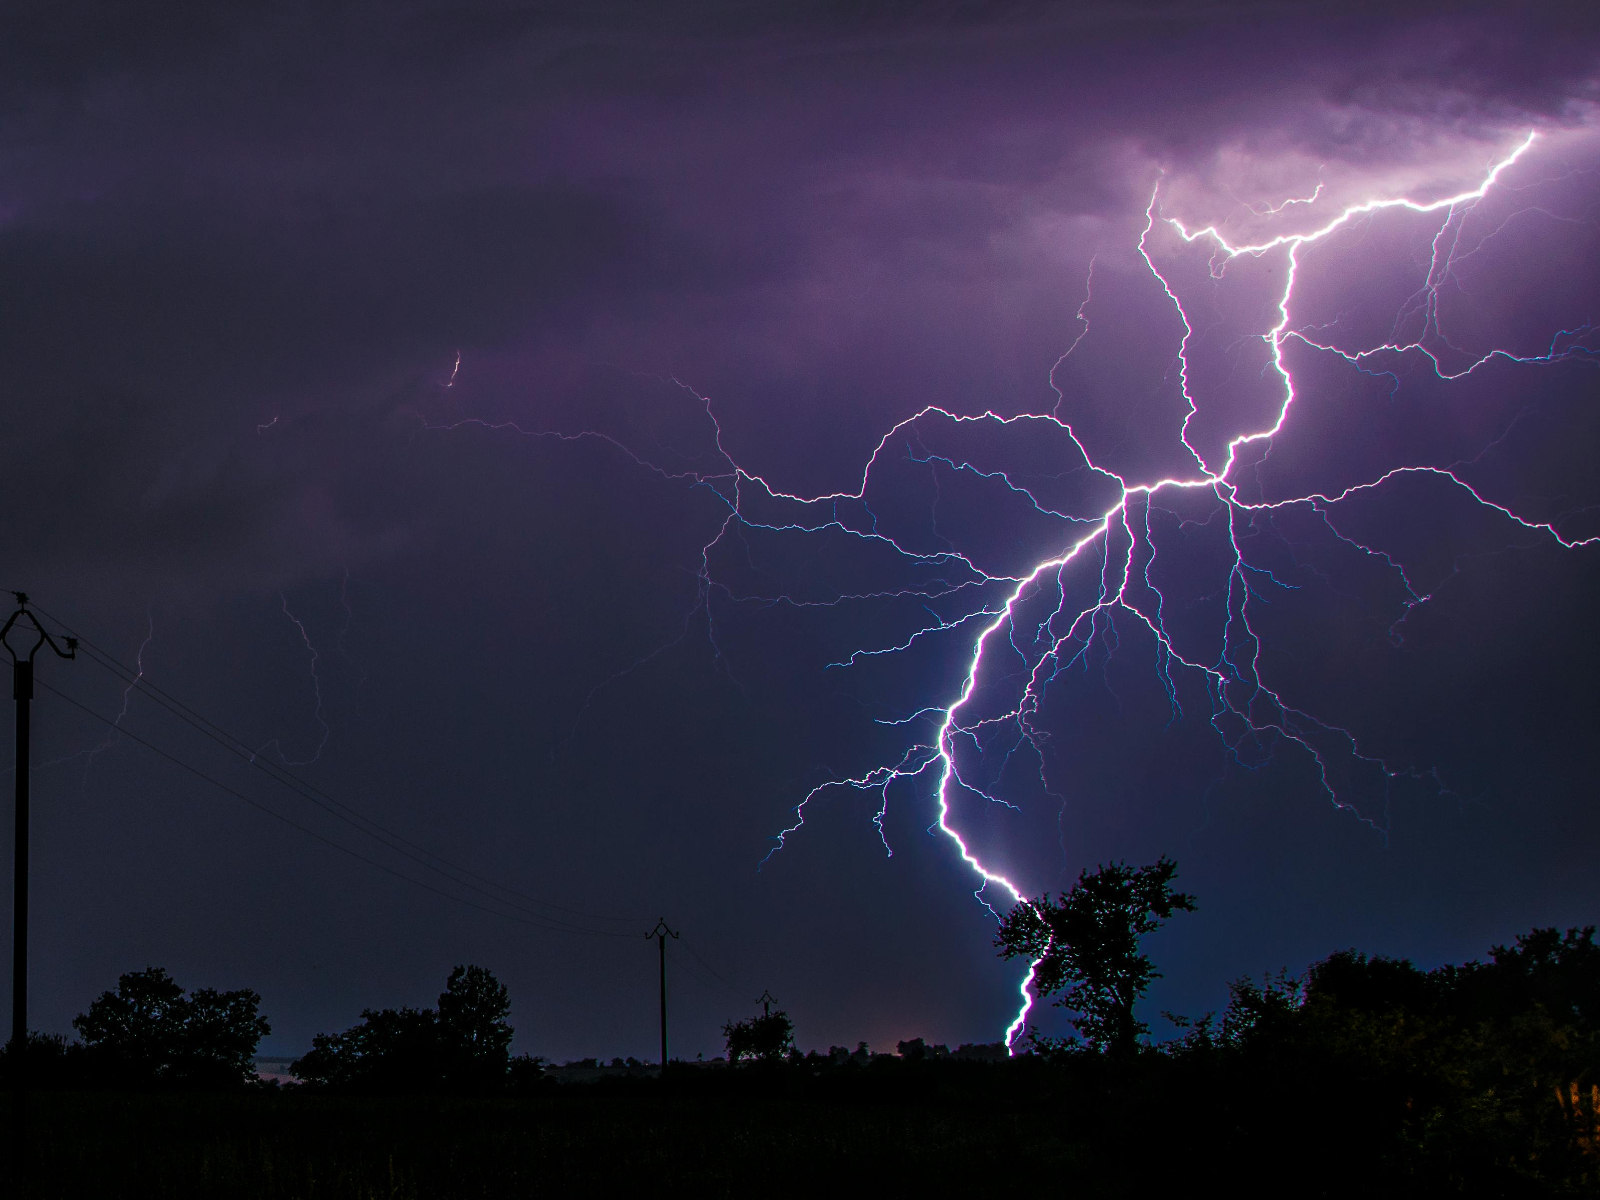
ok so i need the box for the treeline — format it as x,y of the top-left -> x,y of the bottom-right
0,967 -> 267,1090
1140,930 -> 1600,1184
2,860 -> 1597,1188
0,963 -> 542,1096
704,861 -> 1599,1187
289,965 -> 543,1094
984,858 -> 1600,1190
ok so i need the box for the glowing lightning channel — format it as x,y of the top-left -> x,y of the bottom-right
741,129 -> 1585,1049
1162,130 -> 1543,480
885,129 -> 1589,1045
429,128 -> 1596,1050
1247,177 -> 1324,216
253,594 -> 331,767
79,611 -> 155,783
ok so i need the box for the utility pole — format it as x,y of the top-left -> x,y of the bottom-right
757,989 -> 776,1018
645,918 -> 678,1072
2,594 -> 75,1167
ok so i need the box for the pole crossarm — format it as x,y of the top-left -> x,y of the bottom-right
0,593 -> 78,669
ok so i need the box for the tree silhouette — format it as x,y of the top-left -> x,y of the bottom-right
723,1010 -> 794,1063
292,963 -> 515,1093
996,857 -> 1195,1055
1164,932 -> 1600,1180
73,967 -> 269,1087
438,964 -> 514,1087
292,1006 -> 441,1092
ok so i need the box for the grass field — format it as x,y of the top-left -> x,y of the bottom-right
6,1081 -> 1098,1198
9,1049 -> 1593,1196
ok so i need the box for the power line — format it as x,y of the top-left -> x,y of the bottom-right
35,679 -> 635,940
30,601 -> 762,996
67,626 -> 627,922
677,932 -> 750,997
665,943 -> 735,996
64,647 -> 635,931
30,602 -> 642,932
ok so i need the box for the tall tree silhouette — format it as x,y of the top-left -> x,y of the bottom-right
997,858 -> 1195,1055
438,964 -> 513,1087
73,967 -> 269,1087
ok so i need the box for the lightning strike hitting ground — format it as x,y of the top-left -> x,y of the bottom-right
429,130 -> 1596,1048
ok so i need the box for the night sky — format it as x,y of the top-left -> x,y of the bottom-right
4,1 -> 1599,1064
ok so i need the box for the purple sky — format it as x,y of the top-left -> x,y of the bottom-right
3,2 -> 1599,1061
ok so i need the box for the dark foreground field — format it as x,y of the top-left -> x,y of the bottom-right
8,1052 -> 1598,1199
8,1083 -> 1092,1198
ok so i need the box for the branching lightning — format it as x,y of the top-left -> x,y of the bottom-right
427,129 -> 1597,1049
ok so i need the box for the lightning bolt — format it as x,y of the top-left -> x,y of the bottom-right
1246,177 -> 1324,216
428,128 -> 1596,1049
81,610 -> 155,781
253,593 -> 331,767
9,612 -> 158,781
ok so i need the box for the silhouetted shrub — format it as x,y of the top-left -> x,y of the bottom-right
291,963 -> 516,1094
723,1010 -> 794,1063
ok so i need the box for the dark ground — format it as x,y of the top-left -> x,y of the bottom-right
8,1055 -> 1595,1199
7,1083 -> 1093,1198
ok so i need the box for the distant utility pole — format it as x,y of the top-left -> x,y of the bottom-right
757,989 -> 776,1018
2,593 -> 76,1164
646,918 -> 678,1071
